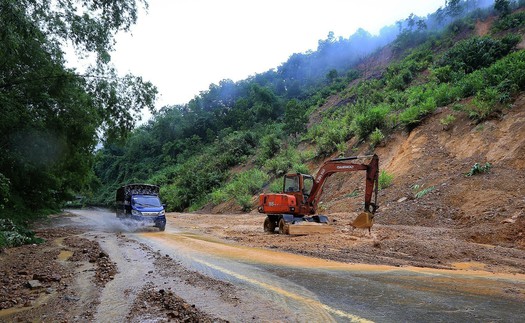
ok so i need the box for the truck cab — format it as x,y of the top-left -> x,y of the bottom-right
116,184 -> 166,231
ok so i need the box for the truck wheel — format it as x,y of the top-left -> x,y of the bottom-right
158,225 -> 166,232
263,217 -> 276,233
278,218 -> 289,235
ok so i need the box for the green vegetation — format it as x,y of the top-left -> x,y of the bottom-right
465,162 -> 492,176
0,219 -> 43,248
378,170 -> 394,190
412,184 -> 436,199
440,114 -> 457,130
88,3 -> 525,212
1,0 -> 156,223
369,128 -> 385,147
209,169 -> 269,211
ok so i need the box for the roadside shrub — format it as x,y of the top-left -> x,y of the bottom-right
225,169 -> 269,197
209,188 -> 228,205
218,130 -> 257,167
378,170 -> 394,190
257,134 -> 282,164
0,219 -> 44,248
466,88 -> 506,122
314,119 -> 351,157
431,65 -> 455,83
432,82 -> 462,107
264,149 -> 302,175
292,163 -> 310,174
269,180 -> 283,193
236,194 -> 253,212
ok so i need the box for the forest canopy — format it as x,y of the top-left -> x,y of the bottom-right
0,0 -> 157,219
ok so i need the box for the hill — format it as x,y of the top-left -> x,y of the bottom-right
202,7 -> 525,255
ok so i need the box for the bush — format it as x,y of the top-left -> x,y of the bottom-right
264,148 -> 302,175
257,133 -> 282,164
351,104 -> 391,140
466,88 -> 506,122
369,128 -> 385,147
437,36 -> 519,74
209,188 -> 228,205
492,11 -> 525,31
440,114 -> 456,130
378,170 -> 394,190
309,118 -> 351,157
399,97 -> 436,129
209,169 -> 270,210
269,179 -> 283,193
236,195 -> 253,212
0,219 -> 44,248
292,163 -> 310,174
465,162 -> 492,176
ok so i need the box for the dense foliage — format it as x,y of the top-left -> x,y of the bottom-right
0,0 -> 157,226
91,0 -> 525,213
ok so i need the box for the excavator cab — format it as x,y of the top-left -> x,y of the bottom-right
284,174 -> 313,194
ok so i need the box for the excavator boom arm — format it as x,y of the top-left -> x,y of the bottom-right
307,154 -> 379,213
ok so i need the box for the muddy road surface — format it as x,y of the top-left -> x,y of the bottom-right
1,209 -> 524,322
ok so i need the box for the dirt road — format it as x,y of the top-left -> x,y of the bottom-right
1,209 -> 524,322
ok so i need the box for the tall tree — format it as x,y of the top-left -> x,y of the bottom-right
494,0 -> 511,17
0,0 -> 157,217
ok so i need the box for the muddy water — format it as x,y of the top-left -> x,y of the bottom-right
69,209 -> 525,322
139,230 -> 525,322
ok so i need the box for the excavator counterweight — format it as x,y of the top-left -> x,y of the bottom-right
258,154 -> 379,234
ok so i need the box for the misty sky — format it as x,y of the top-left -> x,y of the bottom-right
111,0 -> 447,109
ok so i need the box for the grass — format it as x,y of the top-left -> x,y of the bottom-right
378,170 -> 394,190
411,184 -> 435,199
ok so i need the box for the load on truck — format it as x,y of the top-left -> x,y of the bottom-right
115,184 -> 166,231
258,154 -> 379,235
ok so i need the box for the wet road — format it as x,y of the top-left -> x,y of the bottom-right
73,209 -> 525,322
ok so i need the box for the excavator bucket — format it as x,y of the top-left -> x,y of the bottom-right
351,211 -> 374,229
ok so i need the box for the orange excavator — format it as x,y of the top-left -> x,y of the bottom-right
258,154 -> 379,234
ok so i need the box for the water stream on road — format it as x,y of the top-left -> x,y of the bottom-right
65,209 -> 525,322
139,229 -> 525,322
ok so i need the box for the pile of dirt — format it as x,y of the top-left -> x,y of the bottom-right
127,282 -> 227,323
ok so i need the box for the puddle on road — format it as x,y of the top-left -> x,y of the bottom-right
57,250 -> 73,261
452,261 -> 486,270
0,294 -> 53,318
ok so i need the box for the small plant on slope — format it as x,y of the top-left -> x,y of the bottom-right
465,162 -> 492,177
411,184 -> 435,199
378,170 -> 394,190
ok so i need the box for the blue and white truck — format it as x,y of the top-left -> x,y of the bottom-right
115,184 -> 166,231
